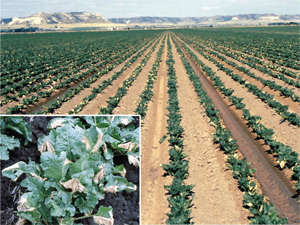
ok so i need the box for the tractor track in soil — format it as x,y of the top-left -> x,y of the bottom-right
141,33 -> 171,224
112,37 -> 167,115
173,34 -> 300,223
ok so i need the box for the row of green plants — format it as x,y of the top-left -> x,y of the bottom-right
1,43 -> 113,87
1,47 -> 114,104
2,116 -> 140,225
67,36 -> 162,114
1,31 -> 162,79
2,41 -> 143,107
134,36 -> 167,118
242,109 -> 300,190
1,34 -> 138,90
162,37 -> 194,224
172,35 -> 288,224
174,28 -> 300,70
175,36 -> 300,191
185,39 -> 300,103
205,42 -> 300,89
210,43 -> 298,80
175,32 -> 299,89
181,39 -> 300,127
99,36 -> 163,114
5,38 -> 156,114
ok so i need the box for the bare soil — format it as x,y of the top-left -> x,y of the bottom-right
170,38 -> 250,224
113,37 -> 167,115
140,36 -> 171,224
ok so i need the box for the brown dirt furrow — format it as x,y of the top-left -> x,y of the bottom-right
79,35 -> 163,115
207,51 -> 300,114
170,38 -> 250,224
113,38 -> 167,115
55,40 -> 156,114
182,40 -> 300,155
141,35 -> 170,224
206,46 -> 300,93
175,37 -> 300,223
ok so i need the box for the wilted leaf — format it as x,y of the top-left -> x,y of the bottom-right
60,178 -> 86,193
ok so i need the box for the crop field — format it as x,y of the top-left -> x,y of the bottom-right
1,26 -> 300,224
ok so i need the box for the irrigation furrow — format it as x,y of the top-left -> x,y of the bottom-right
141,33 -> 170,224
174,34 -> 300,223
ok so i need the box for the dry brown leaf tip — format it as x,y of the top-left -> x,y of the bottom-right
93,211 -> 114,225
93,165 -> 106,183
119,168 -> 126,177
128,155 -> 139,167
39,141 -> 56,154
119,117 -> 130,126
118,142 -> 136,152
15,217 -> 26,225
82,135 -> 91,150
17,196 -> 35,212
60,178 -> 86,193
104,186 -> 118,193
49,119 -> 66,129
91,132 -> 103,153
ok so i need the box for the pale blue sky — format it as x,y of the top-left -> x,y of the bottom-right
1,0 -> 299,19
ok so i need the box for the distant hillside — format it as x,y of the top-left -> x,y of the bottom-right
0,12 -> 108,26
108,13 -> 300,25
1,12 -> 299,27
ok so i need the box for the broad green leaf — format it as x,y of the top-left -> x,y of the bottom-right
18,210 -> 41,224
94,205 -> 113,218
4,116 -> 32,145
47,191 -> 76,217
55,123 -> 86,159
58,216 -> 74,225
0,134 -> 20,160
74,192 -> 98,214
21,177 -> 46,201
43,152 -> 69,181
105,174 -> 136,192
71,168 -> 94,186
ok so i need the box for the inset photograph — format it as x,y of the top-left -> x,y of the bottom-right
1,115 -> 140,225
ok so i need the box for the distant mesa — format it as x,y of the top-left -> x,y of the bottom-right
0,12 -> 108,26
1,12 -> 299,27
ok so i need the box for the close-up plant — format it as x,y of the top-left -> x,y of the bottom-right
1,116 -> 140,225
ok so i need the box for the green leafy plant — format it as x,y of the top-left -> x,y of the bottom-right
2,116 -> 139,225
1,116 -> 32,160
